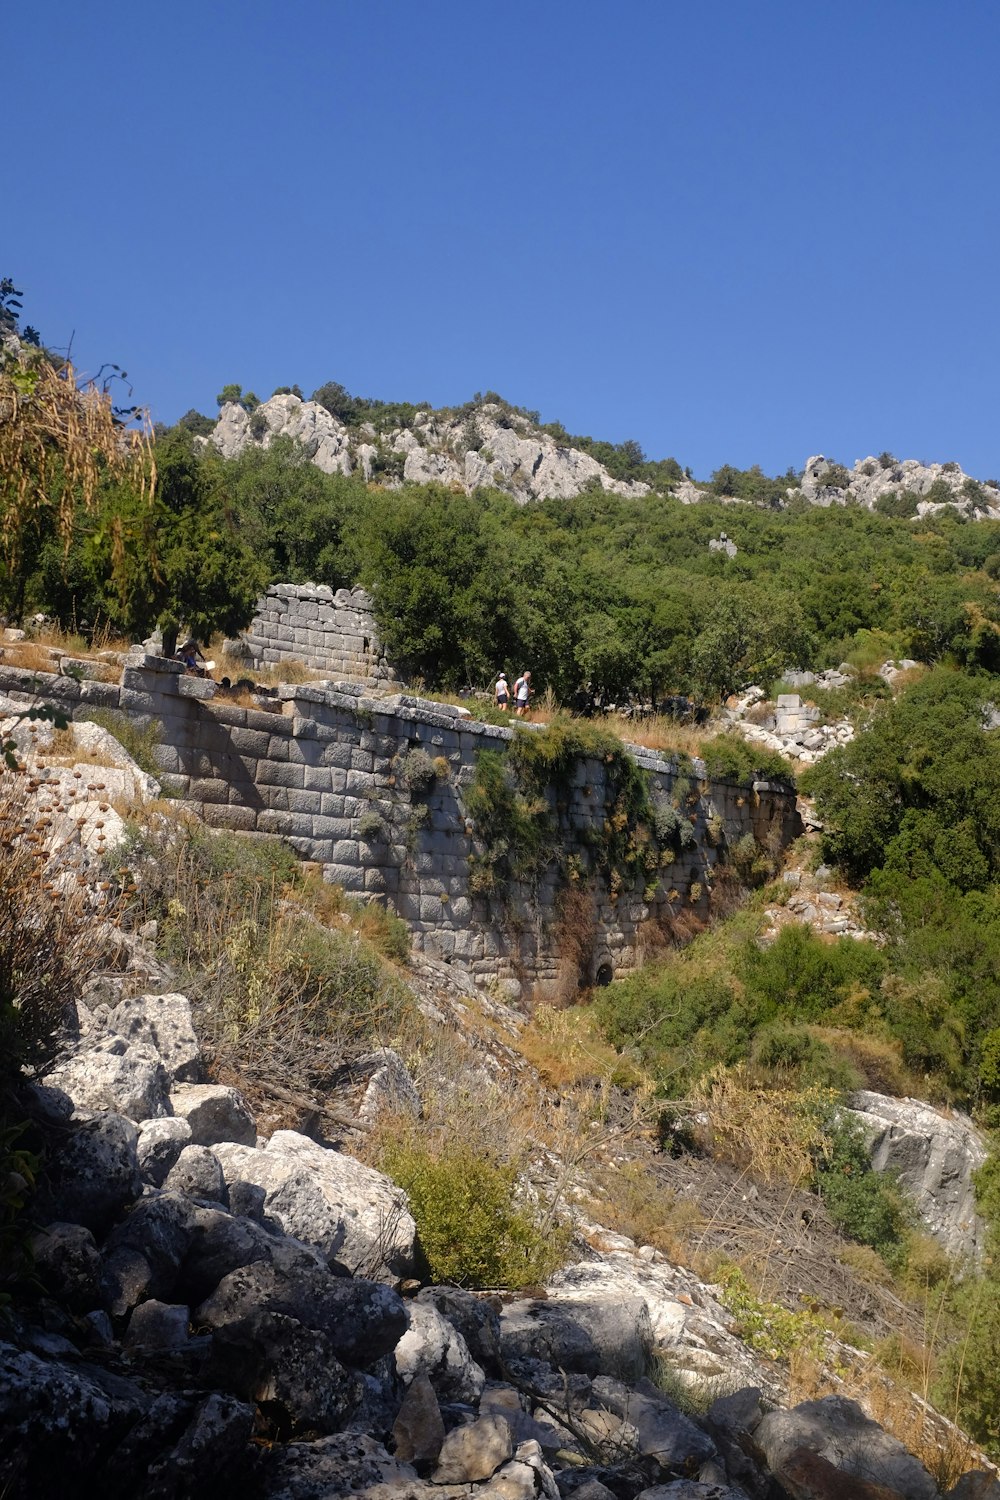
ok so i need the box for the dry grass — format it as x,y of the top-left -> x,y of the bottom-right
211,651 -> 322,688
811,1026 -> 918,1097
584,1159 -> 703,1261
601,713 -> 708,759
517,1003 -> 647,1093
690,1065 -> 831,1187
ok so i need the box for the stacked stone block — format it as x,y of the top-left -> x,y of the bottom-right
236,583 -> 395,682
0,660 -> 799,1000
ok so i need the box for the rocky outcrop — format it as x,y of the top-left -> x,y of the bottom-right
209,396 -> 650,503
848,1091 -> 988,1260
6,985 -> 998,1498
799,454 -> 1000,519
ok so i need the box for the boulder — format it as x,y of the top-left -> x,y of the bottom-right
756,1396 -> 938,1500
106,992 -> 201,1083
206,1309 -> 362,1435
170,1084 -> 257,1147
0,1341 -> 149,1492
29,1222 -> 101,1312
432,1413 -> 514,1484
42,1035 -> 170,1121
773,1445 -> 913,1498
391,1371 -> 445,1469
590,1376 -> 718,1473
163,1145 -> 228,1206
196,1260 -> 406,1368
137,1116 -> 192,1187
255,1431 -> 419,1498
213,1130 -> 415,1278
394,1297 -> 486,1402
501,1293 -> 654,1384
355,1047 -> 421,1124
34,1112 -> 140,1235
414,1284 -> 502,1372
124,1300 -> 190,1351
847,1091 -> 987,1259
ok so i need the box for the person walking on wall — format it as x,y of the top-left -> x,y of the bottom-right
495,672 -> 510,712
514,670 -> 532,718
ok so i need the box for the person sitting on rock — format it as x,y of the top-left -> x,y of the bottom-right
177,638 -> 207,676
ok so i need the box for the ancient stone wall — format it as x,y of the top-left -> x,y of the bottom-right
0,659 -> 799,1000
231,583 -> 395,683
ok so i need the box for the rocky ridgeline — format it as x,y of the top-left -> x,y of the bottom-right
208,392 -> 1000,518
211,396 -> 651,504
798,455 -> 1000,518
6,980 -> 998,1500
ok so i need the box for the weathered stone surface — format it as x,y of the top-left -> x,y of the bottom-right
432,1413 -> 514,1483
170,1083 -> 257,1147
395,1297 -> 486,1402
207,1309 -> 362,1434
43,1035 -> 170,1121
502,1292 -> 653,1385
137,1115 -> 192,1187
163,1144 -> 228,1205
591,1376 -> 718,1472
391,1370 -> 446,1469
29,1222 -> 101,1311
414,1284 -> 502,1373
106,992 -> 201,1082
756,1396 -> 938,1500
255,1431 -> 420,1498
948,1474 -> 1000,1500
847,1091 -> 987,1259
213,1131 -> 415,1277
125,1299 -> 190,1350
196,1259 -> 405,1368
34,1112 -> 140,1235
356,1047 -> 421,1123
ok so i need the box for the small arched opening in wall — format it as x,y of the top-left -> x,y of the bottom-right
593,959 -> 614,988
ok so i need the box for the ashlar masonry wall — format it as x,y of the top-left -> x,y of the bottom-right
0,657 -> 800,1000
231,583 -> 396,683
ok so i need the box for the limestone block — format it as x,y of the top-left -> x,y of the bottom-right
310,815 -> 353,841
203,804 -> 258,833
350,750 -> 374,774
187,777 -> 230,805
330,839 -> 362,864
303,765 -> 335,791
345,769 -> 376,797
256,760 -> 305,789
285,788 -> 323,816
319,793 -> 345,818
323,862 -> 366,891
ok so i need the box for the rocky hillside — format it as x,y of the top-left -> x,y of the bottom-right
2,693 -> 999,1499
211,395 -> 652,503
208,392 -> 1000,515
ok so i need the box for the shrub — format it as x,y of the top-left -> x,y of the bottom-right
357,809 -> 388,842
698,733 -> 795,787
814,1109 -> 910,1264
399,748 -> 437,795
82,709 -> 161,780
379,1135 -> 567,1288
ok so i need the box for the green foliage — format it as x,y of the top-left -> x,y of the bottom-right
380,1137 -> 567,1288
804,669 -> 1000,886
595,918 -> 886,1097
715,1263 -> 832,1362
814,1110 -> 910,1263
816,463 -> 852,489
698,732 -> 795,785
398,748 -> 437,795
81,709 -> 161,779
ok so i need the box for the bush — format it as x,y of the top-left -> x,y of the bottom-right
379,1136 -> 567,1288
698,733 -> 795,786
814,1110 -> 910,1264
82,709 -> 161,780
399,748 -> 437,795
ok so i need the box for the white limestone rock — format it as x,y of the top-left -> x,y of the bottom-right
394,1298 -> 486,1403
213,1130 -> 416,1279
847,1090 -> 988,1260
43,1035 -> 170,1122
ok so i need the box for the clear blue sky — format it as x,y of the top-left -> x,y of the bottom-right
7,1 -> 1000,480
